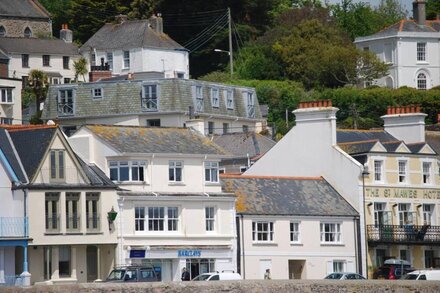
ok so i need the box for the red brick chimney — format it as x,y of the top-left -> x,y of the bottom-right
89,57 -> 112,82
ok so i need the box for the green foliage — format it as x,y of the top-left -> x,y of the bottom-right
28,70 -> 49,123
128,0 -> 162,19
234,45 -> 283,80
39,0 -> 72,38
73,57 -> 89,82
427,0 -> 440,20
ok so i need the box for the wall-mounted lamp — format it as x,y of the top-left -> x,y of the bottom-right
367,202 -> 373,207
392,203 -> 398,208
108,206 -> 118,225
417,204 -> 422,209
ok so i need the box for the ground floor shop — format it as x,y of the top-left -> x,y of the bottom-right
241,254 -> 357,280
127,246 -> 235,281
28,244 -> 116,284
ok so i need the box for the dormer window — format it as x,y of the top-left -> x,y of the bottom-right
24,27 -> 32,38
0,26 -> 5,37
225,90 -> 234,109
210,88 -> 219,108
92,88 -> 103,99
141,84 -> 158,111
195,85 -> 203,112
245,92 -> 255,118
57,89 -> 75,116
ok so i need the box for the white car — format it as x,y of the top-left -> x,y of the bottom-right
403,269 -> 440,280
192,272 -> 242,281
324,272 -> 366,280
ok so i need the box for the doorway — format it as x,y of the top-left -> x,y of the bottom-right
185,259 -> 215,280
288,260 -> 305,279
86,246 -> 98,282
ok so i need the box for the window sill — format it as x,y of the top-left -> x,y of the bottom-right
416,61 -> 429,65
252,242 -> 277,246
205,182 -> 221,186
86,231 -> 103,235
290,242 -> 303,246
65,232 -> 82,235
44,232 -> 62,235
320,243 -> 344,246
0,102 -> 14,105
117,181 -> 149,185
168,182 -> 185,186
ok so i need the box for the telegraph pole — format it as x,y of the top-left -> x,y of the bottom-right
228,7 -> 233,78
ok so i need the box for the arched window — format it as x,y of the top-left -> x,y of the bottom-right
417,73 -> 427,90
0,26 -> 5,37
24,27 -> 32,38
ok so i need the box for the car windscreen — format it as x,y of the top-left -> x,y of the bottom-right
192,274 -> 211,281
402,274 -> 418,280
107,269 -> 126,280
325,273 -> 343,279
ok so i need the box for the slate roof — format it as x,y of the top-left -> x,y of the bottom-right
356,20 -> 440,41
84,125 -> 229,156
0,50 -> 8,59
337,129 -> 397,144
77,156 -> 116,186
0,129 -> 27,182
221,175 -> 358,217
426,131 -> 440,156
0,0 -> 50,19
80,20 -> 185,52
211,132 -> 275,158
7,126 -> 56,180
0,37 -> 79,55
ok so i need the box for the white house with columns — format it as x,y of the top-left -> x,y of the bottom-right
68,125 -> 237,281
354,0 -> 440,89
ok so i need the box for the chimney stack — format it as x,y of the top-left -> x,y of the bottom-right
382,105 -> 427,143
413,0 -> 426,26
149,13 -> 163,34
60,24 -> 73,43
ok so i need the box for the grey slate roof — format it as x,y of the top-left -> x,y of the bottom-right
337,129 -> 397,144
211,132 -> 275,158
0,37 -> 79,55
77,156 -> 116,186
221,175 -> 358,217
0,50 -> 8,59
80,20 -> 185,52
42,79 -> 262,121
426,131 -> 440,156
0,129 -> 27,182
7,127 -> 56,180
0,0 -> 50,19
356,20 -> 440,40
84,125 -> 229,156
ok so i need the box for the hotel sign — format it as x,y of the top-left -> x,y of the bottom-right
365,187 -> 440,200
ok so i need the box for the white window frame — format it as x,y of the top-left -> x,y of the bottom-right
417,72 -> 427,90
205,206 -> 216,232
92,88 -> 103,99
225,90 -> 234,109
109,160 -> 146,182
423,204 -> 434,225
373,159 -> 384,183
422,161 -> 432,184
106,52 -> 113,71
245,92 -> 255,118
57,89 -> 75,116
417,42 -> 426,62
0,88 -> 13,104
290,221 -> 300,243
169,161 -> 183,182
123,50 -> 130,69
210,87 -> 219,108
398,203 -> 413,225
195,85 -> 204,112
332,260 -> 345,273
204,161 -> 219,183
134,206 -> 179,232
320,222 -> 342,244
141,84 -> 158,111
398,160 -> 408,183
50,150 -> 65,182
252,221 -> 274,243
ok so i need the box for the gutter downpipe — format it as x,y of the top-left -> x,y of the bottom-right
240,214 -> 245,279
362,166 -> 370,278
21,188 -> 31,286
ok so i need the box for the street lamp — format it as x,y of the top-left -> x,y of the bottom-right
362,164 -> 370,278
214,49 -> 233,78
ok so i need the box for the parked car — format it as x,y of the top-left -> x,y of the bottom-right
192,272 -> 242,281
402,269 -> 440,280
324,272 -> 366,280
373,259 -> 415,279
105,266 -> 158,282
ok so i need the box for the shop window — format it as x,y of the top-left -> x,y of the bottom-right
186,259 -> 215,280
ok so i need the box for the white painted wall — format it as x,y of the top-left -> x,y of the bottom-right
240,216 -> 357,279
0,78 -> 22,124
355,33 -> 440,89
7,54 -> 78,83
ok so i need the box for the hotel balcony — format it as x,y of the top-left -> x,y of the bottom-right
0,217 -> 28,238
367,224 -> 440,245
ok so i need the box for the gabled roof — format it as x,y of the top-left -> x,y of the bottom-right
211,132 -> 276,158
0,0 -> 50,19
77,156 -> 115,186
221,175 -> 358,217
0,37 -> 79,55
83,125 -> 229,156
7,126 -> 56,180
0,129 -> 27,182
80,20 -> 185,52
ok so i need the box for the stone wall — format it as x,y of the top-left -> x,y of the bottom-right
0,19 -> 51,38
3,280 -> 440,293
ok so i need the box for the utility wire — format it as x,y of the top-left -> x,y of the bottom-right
183,13 -> 228,49
187,22 -> 228,52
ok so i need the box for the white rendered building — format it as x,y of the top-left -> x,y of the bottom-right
0,77 -> 22,124
354,1 -> 440,89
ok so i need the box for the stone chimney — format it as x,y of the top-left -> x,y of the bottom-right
149,13 -> 163,34
186,119 -> 205,135
293,100 -> 338,146
381,105 -> 427,143
413,0 -> 426,26
116,14 -> 128,24
60,24 -> 72,43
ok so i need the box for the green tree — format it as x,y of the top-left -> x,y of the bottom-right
235,45 -> 283,80
376,0 -> 407,25
73,57 -> 89,82
28,70 -> 49,124
427,0 -> 440,20
128,0 -> 162,19
39,0 -> 73,38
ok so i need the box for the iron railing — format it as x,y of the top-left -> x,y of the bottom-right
0,217 -> 28,238
367,224 -> 440,245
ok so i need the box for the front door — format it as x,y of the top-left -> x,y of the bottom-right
86,246 -> 98,282
288,260 -> 305,279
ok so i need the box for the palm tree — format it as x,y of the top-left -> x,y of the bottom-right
73,57 -> 88,82
28,69 -> 49,124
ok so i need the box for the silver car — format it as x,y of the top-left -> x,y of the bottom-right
324,272 -> 366,280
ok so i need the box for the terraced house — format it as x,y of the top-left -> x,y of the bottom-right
68,125 -> 238,281
42,78 -> 264,135
0,125 -> 118,285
